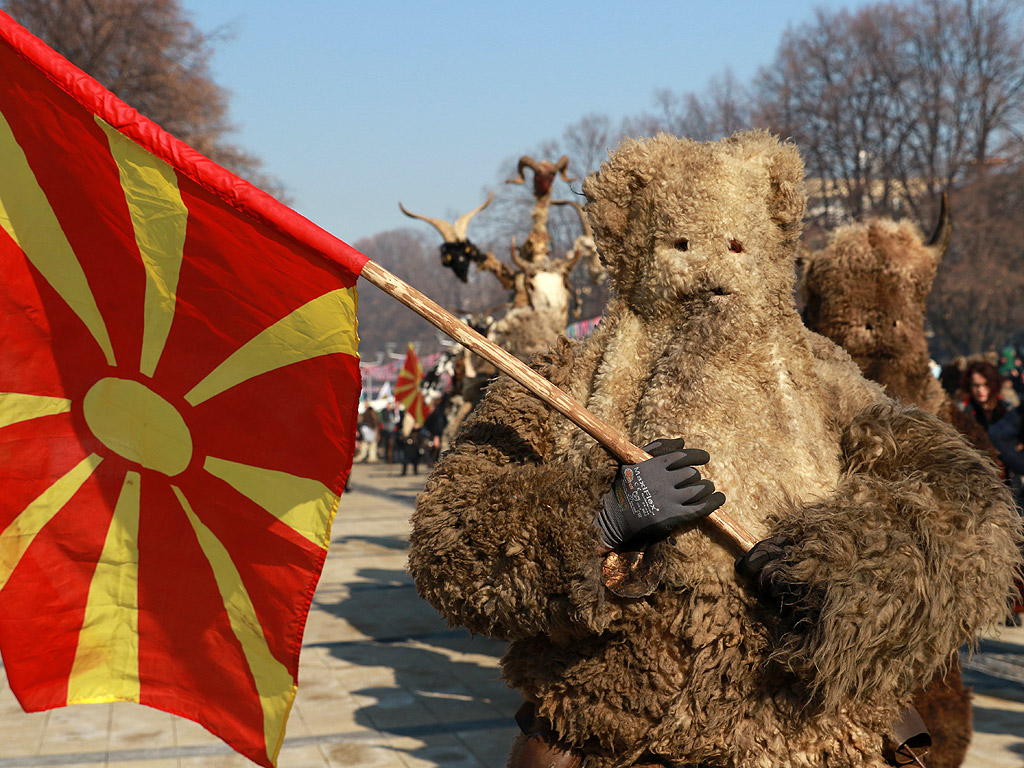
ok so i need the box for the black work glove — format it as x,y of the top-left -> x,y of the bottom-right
735,535 -> 813,620
597,438 -> 726,550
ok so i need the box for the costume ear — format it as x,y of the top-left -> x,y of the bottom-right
764,139 -> 806,239
924,192 -> 952,268
583,137 -> 653,247
725,131 -> 806,240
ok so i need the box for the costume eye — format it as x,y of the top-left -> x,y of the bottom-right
729,239 -> 744,253
673,239 -> 689,251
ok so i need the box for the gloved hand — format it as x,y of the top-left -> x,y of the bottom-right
735,535 -> 807,617
597,438 -> 726,550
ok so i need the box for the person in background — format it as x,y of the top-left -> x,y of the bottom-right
988,402 -> 1024,624
380,400 -> 401,463
938,358 -> 965,398
999,345 -> 1024,405
990,405 -> 1024,510
357,407 -> 379,463
421,393 -> 450,465
398,409 -> 425,476
960,359 -> 1008,430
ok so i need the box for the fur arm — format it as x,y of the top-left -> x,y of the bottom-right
767,403 -> 1023,714
409,339 -> 619,642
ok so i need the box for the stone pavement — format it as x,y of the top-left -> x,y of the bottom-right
0,461 -> 1022,767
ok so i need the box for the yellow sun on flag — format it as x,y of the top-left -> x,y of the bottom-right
0,67 -> 362,767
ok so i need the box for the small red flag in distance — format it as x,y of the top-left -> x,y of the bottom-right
394,343 -> 432,427
394,343 -> 424,408
0,11 -> 368,767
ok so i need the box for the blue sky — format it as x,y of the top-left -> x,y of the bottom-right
185,1 -> 871,245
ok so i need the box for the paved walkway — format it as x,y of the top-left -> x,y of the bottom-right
0,461 -> 1021,767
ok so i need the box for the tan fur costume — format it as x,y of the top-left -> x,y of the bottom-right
409,132 -> 1023,768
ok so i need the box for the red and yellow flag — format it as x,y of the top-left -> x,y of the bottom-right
394,343 -> 431,426
0,12 -> 368,767
394,343 -> 424,407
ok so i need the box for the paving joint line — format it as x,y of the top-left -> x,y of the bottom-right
0,718 -> 514,767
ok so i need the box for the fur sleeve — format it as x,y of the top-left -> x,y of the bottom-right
408,338 -> 619,642
767,402 -> 1023,714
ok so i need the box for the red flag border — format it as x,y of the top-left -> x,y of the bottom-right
0,9 -> 369,280
0,11 -> 367,765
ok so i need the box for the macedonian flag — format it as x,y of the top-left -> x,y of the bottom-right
394,343 -> 431,426
0,12 -> 367,767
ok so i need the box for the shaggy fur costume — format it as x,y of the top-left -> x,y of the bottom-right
801,215 -> 992,768
409,132 -> 1023,768
800,216 -> 994,456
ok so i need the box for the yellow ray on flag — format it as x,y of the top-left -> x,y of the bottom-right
0,393 -> 71,430
173,486 -> 295,766
1,13 -> 369,766
96,118 -> 187,378
203,457 -> 336,549
0,109 -> 115,366
67,471 -> 141,704
185,287 -> 359,406
0,454 -> 103,592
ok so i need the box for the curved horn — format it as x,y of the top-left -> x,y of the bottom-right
509,236 -> 529,270
452,191 -> 494,240
926,191 -> 952,260
398,202 -> 457,242
552,199 -> 593,237
507,155 -> 540,185
561,239 -> 584,273
555,155 -> 576,183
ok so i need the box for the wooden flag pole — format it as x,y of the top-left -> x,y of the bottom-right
360,260 -> 758,554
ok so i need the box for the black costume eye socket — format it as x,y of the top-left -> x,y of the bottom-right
729,239 -> 744,253
673,239 -> 689,251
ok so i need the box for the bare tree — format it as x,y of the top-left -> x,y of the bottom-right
753,5 -> 917,227
753,0 -> 1024,231
928,163 -> 1024,356
626,69 -> 751,143
561,113 -> 619,179
2,0 -> 285,196
751,0 -> 1024,355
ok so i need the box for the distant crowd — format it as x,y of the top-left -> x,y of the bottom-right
352,344 -> 1024,509
942,345 -> 1024,509
352,397 -> 448,477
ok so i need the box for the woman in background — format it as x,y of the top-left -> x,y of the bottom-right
961,360 -> 1007,430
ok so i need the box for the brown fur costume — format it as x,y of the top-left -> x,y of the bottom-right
801,214 -> 999,767
800,215 -> 994,455
409,132 -> 1023,768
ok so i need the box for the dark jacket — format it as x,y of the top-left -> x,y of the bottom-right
989,408 -> 1024,477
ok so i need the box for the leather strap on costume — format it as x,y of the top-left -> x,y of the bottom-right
510,702 -> 583,768
885,705 -> 931,767
512,699 -> 930,768
511,702 -> 696,768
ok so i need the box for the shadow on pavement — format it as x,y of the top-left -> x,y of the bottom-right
331,534 -> 410,553
314,560 -> 518,767
971,705 -> 1024,739
347,462 -> 436,508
